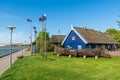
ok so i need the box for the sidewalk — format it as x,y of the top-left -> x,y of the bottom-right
0,49 -> 30,75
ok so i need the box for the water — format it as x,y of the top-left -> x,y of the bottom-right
0,46 -> 29,57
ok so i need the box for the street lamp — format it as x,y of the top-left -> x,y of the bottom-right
26,19 -> 32,55
59,30 -> 61,44
33,26 -> 37,55
7,26 -> 16,67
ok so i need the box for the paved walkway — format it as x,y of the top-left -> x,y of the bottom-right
0,49 -> 30,75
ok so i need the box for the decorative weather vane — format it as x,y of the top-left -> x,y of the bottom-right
39,14 -> 47,59
39,14 -> 47,31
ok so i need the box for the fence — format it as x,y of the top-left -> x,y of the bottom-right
105,51 -> 120,56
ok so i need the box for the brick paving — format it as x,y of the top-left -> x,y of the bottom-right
0,49 -> 30,75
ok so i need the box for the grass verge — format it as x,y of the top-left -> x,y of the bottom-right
0,52 -> 120,80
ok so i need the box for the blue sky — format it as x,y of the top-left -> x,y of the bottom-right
0,0 -> 120,43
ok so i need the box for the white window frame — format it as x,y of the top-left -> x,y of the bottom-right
72,36 -> 75,40
78,45 -> 82,50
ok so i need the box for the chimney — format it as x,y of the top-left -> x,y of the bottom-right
82,26 -> 87,30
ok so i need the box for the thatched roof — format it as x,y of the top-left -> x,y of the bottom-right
51,35 -> 65,44
74,27 -> 117,44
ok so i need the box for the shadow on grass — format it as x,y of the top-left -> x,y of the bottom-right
47,58 -> 56,62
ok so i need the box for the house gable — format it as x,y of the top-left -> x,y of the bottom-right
63,30 -> 87,50
62,26 -> 87,45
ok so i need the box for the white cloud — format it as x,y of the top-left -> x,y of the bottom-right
12,32 -> 29,43
0,13 -> 22,20
0,32 -> 29,44
0,32 -> 9,43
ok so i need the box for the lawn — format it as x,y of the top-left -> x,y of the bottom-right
0,52 -> 120,80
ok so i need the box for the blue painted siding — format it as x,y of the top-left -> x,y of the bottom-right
63,30 -> 87,50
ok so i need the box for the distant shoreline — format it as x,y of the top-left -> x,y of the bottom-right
0,44 -> 8,47
0,44 -> 29,47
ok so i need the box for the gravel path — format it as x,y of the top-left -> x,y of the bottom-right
0,48 -> 30,75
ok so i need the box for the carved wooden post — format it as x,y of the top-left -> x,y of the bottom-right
83,55 -> 86,59
69,55 -> 71,58
95,56 -> 98,59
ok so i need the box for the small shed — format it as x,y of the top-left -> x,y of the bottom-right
32,41 -> 36,52
62,26 -> 117,50
50,35 -> 65,45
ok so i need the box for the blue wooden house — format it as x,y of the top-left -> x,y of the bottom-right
62,26 -> 117,50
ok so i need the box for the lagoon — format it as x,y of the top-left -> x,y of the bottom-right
0,46 -> 29,57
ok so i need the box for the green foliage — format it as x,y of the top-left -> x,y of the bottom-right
105,28 -> 120,43
37,31 -> 50,41
46,43 -> 54,52
105,28 -> 120,49
1,54 -> 120,80
36,31 -> 53,52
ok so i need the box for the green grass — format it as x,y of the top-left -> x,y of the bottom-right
1,52 -> 120,80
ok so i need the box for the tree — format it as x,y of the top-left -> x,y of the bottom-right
105,28 -> 120,43
36,31 -> 53,53
37,31 -> 50,43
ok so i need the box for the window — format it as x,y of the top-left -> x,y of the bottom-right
78,45 -> 82,49
88,45 -> 91,49
96,45 -> 98,48
72,36 -> 75,40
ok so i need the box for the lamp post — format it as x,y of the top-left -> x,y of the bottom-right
59,30 -> 61,44
26,19 -> 32,55
7,26 -> 16,67
39,14 -> 47,59
33,26 -> 37,54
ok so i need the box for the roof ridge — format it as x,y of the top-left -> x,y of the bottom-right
52,34 -> 65,36
73,26 -> 105,34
